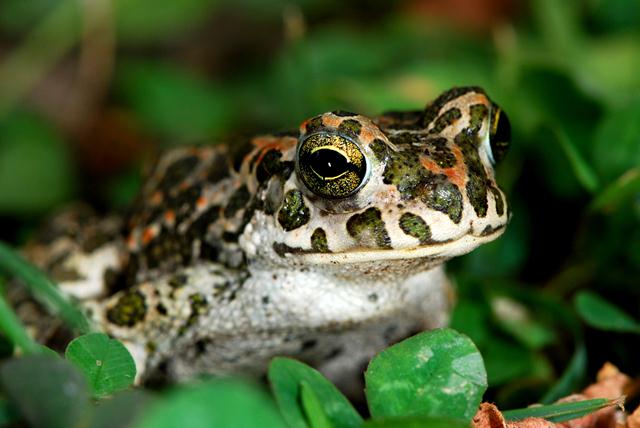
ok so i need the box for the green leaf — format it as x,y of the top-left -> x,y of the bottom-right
578,35 -> 640,105
483,337 -> 549,387
0,241 -> 90,333
503,397 -> 623,422
65,333 -> 136,397
592,99 -> 640,182
449,299 -> 491,348
300,381 -> 333,428
113,0 -> 218,45
268,358 -> 363,428
134,379 -> 287,428
553,127 -> 599,193
574,291 -> 640,333
0,111 -> 74,214
530,0 -> 582,54
0,399 -> 19,426
365,329 -> 486,422
362,416 -> 471,428
116,61 -> 233,141
91,390 -> 155,428
0,355 -> 91,428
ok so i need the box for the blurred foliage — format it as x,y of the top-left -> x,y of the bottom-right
0,0 -> 638,411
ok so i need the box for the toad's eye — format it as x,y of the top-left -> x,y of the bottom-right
489,105 -> 511,163
296,133 -> 369,199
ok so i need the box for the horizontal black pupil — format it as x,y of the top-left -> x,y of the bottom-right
309,149 -> 349,178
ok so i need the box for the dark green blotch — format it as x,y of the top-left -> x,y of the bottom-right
399,213 -> 432,244
378,110 -> 423,130
369,138 -> 388,162
187,205 -> 219,237
256,149 -> 294,183
490,186 -> 505,216
469,104 -> 488,133
429,107 -> 462,134
273,242 -> 306,257
305,116 -> 324,133
381,149 -> 425,196
424,137 -> 456,168
338,119 -> 362,137
107,291 -> 147,327
422,86 -> 482,128
388,132 -> 428,147
206,151 -> 230,183
166,184 -> 203,224
186,293 -> 208,326
224,185 -> 251,218
277,190 -> 310,231
456,132 -> 488,217
169,273 -> 188,288
346,207 -> 391,248
466,176 -> 487,217
144,228 -> 188,269
158,155 -> 200,191
382,146 -> 463,224
332,110 -> 357,117
310,228 -> 329,252
423,177 -> 464,224
81,230 -> 113,253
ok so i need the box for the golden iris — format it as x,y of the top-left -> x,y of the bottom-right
296,133 -> 368,199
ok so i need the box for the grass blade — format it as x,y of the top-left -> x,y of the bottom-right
503,397 -> 624,422
590,168 -> 640,212
0,241 -> 90,333
553,127 -> 600,193
0,279 -> 42,354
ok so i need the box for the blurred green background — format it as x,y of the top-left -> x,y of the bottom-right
0,0 -> 638,407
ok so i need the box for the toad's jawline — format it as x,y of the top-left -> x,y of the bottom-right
276,225 -> 506,264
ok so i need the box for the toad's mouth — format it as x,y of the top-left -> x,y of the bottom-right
272,224 -> 506,264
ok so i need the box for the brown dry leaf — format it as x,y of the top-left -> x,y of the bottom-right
473,363 -> 632,428
627,405 -> 640,428
583,363 -> 630,400
472,403 -> 561,428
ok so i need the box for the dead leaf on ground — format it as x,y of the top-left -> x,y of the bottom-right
473,363 -> 638,428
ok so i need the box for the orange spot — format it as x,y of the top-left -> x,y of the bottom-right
150,191 -> 163,205
467,93 -> 489,105
359,126 -> 376,144
142,226 -> 156,245
443,145 -> 468,188
126,233 -> 137,249
164,210 -> 175,223
419,156 -> 441,174
323,114 -> 342,128
196,196 -> 207,209
420,144 -> 468,188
